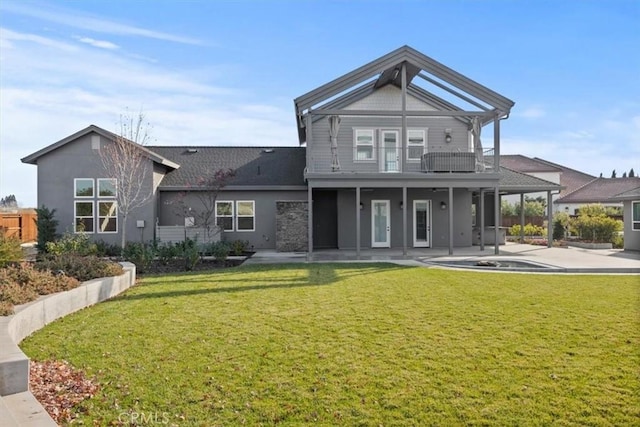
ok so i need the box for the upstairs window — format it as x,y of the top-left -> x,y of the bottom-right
75,178 -> 94,197
216,201 -> 234,231
633,201 -> 640,231
407,129 -> 426,161
98,178 -> 117,197
354,129 -> 375,161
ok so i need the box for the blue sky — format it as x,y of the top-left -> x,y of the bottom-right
1,0 -> 638,207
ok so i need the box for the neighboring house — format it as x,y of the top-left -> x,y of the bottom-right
608,186 -> 640,251
22,46 -> 561,255
500,155 -> 595,210
555,177 -> 640,215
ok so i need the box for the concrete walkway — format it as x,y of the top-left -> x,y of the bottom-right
245,243 -> 640,273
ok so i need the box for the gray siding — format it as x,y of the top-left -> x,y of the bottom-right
158,190 -> 307,250
336,188 -> 472,249
36,133 -> 157,245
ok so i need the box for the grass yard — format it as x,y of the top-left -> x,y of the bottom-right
21,264 -> 640,426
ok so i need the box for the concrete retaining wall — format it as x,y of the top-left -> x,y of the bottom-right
0,262 -> 136,396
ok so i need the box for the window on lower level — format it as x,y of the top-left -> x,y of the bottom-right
98,201 -> 117,233
633,201 -> 640,231
354,129 -> 375,161
236,201 -> 255,231
75,201 -> 94,233
216,201 -> 234,231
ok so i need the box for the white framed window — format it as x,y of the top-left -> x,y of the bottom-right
98,178 -> 117,198
353,129 -> 375,161
98,201 -> 117,233
74,178 -> 94,198
407,129 -> 426,161
74,201 -> 94,233
633,201 -> 640,231
236,201 -> 255,231
215,201 -> 234,231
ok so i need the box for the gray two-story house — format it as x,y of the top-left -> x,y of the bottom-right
22,46 -> 560,255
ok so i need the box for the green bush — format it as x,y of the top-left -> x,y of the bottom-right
94,240 -> 122,257
36,255 -> 123,282
509,223 -> 547,237
0,229 -> 24,267
612,233 -> 624,249
35,205 -> 59,253
123,242 -> 156,273
230,239 -> 250,256
156,241 -> 181,265
210,241 -> 230,261
573,204 -> 623,243
176,238 -> 200,271
46,231 -> 97,257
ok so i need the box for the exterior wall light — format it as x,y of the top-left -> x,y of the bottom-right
444,129 -> 452,143
359,202 -> 364,210
400,201 -> 403,209
440,201 -> 447,210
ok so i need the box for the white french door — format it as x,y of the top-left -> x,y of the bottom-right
371,200 -> 390,248
380,130 -> 400,172
413,200 -> 431,247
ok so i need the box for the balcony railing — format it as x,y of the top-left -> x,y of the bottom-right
307,147 -> 495,174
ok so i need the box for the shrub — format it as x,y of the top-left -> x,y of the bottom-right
176,238 -> 200,271
35,205 -> 59,253
509,223 -> 547,237
210,241 -> 230,261
46,231 -> 97,257
0,229 -> 24,267
156,241 -> 181,265
36,255 -> 123,282
230,239 -> 250,256
573,205 -> 623,243
94,240 -> 122,257
612,233 -> 624,249
122,242 -> 155,274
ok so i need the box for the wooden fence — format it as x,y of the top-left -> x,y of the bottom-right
0,210 -> 37,242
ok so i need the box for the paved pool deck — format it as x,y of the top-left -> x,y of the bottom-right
245,243 -> 640,274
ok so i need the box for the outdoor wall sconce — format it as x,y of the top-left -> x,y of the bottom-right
444,129 -> 452,143
359,202 -> 364,210
399,201 -> 404,209
440,201 -> 447,210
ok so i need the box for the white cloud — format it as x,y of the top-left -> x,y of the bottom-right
76,36 -> 119,50
0,2 -> 202,45
518,106 -> 546,119
0,27 -> 294,207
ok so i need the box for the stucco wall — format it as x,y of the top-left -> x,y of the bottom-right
158,190 -> 307,250
623,200 -> 640,251
36,133 -> 157,246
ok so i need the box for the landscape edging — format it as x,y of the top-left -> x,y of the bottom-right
0,262 -> 136,397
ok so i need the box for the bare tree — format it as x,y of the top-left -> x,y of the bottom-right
99,111 -> 154,249
171,168 -> 236,242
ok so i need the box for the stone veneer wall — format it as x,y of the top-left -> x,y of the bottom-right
276,201 -> 308,252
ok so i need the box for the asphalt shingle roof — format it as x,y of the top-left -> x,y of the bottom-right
498,167 -> 562,192
148,146 -> 307,188
532,157 -> 596,196
556,177 -> 640,203
499,155 -> 562,173
608,186 -> 640,201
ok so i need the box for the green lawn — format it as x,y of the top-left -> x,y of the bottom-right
21,264 -> 640,426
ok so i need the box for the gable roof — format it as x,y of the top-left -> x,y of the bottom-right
294,45 -> 515,144
148,146 -> 306,188
607,186 -> 640,202
498,166 -> 563,193
21,125 -> 180,170
555,177 -> 640,204
499,155 -> 562,173
532,157 -> 596,196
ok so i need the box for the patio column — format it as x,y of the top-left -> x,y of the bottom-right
520,193 -> 525,243
479,189 -> 485,251
356,186 -> 361,259
402,186 -> 407,256
307,184 -> 313,261
448,187 -> 454,255
494,116 -> 501,255
547,190 -> 553,248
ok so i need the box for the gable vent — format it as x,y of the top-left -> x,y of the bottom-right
262,149 -> 274,153
186,148 -> 199,153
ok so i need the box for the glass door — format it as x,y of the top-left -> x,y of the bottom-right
413,200 -> 431,247
371,200 -> 390,248
380,130 -> 400,172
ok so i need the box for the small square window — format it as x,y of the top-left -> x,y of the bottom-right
75,179 -> 94,197
98,179 -> 117,197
